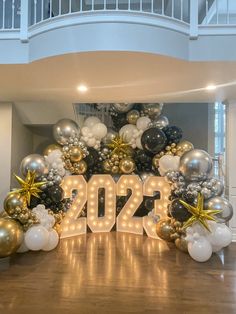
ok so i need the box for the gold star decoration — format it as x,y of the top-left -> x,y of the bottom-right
107,136 -> 132,155
180,193 -> 221,232
10,171 -> 45,206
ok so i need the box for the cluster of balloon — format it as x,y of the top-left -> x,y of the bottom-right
81,116 -> 108,149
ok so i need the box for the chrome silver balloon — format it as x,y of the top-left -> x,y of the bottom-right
148,115 -> 169,129
212,178 -> 224,196
102,129 -> 118,145
179,149 -> 213,182
112,103 -> 134,113
20,154 -> 49,178
141,103 -> 163,118
205,196 -> 233,223
53,119 -> 80,145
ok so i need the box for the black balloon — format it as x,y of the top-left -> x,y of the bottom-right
163,126 -> 183,144
170,199 -> 192,222
141,128 -> 167,155
48,186 -> 64,203
135,149 -> 153,172
85,147 -> 100,168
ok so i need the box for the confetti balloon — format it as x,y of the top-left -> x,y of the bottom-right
113,103 -> 134,113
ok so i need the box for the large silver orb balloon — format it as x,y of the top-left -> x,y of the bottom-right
102,129 -> 118,145
179,149 -> 213,182
148,115 -> 169,129
20,154 -> 49,178
53,119 -> 80,145
142,103 -> 163,118
112,103 -> 134,113
205,196 -> 233,223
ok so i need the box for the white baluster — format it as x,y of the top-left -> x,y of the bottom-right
69,0 -> 72,13
116,0 -> 118,10
12,0 -> 15,29
128,0 -> 130,11
206,0 -> 208,24
91,0 -> 94,11
216,0 -> 218,24
3,0 -> 5,29
80,0 -> 83,11
59,0 -> 61,15
151,0 -> 153,14
171,0 -> 174,17
227,0 -> 229,24
180,0 -> 183,21
161,0 -> 164,15
34,0 -> 37,24
49,0 -> 52,17
140,0 -> 142,11
41,0 -> 44,21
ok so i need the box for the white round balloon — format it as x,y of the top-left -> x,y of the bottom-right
17,237 -> 29,253
136,117 -> 151,131
207,224 -> 232,248
25,225 -> 49,251
42,229 -> 59,251
159,155 -> 180,174
188,236 -> 212,262
84,116 -> 101,128
91,123 -> 107,140
119,124 -> 138,143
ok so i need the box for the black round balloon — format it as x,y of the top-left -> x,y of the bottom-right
163,126 -> 183,144
135,149 -> 153,172
170,199 -> 192,222
85,147 -> 100,168
48,186 -> 64,203
141,127 -> 167,154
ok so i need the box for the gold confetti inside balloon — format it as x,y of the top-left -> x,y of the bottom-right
119,158 -> 135,174
0,218 -> 23,258
43,144 -> 61,156
176,141 -> 194,157
156,218 -> 175,242
4,193 -> 25,215
69,146 -> 83,163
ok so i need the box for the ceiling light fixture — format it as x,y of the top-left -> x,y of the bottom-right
77,84 -> 88,93
206,84 -> 217,91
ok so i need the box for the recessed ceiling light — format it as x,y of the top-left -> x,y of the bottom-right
206,84 -> 217,91
77,84 -> 88,93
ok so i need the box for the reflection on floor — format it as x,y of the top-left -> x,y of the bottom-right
0,232 -> 235,314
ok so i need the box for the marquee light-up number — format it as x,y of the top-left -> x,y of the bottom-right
143,176 -> 171,239
116,175 -> 143,235
61,175 -> 87,238
87,175 -> 116,233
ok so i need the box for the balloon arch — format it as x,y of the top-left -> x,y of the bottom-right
0,104 -> 233,263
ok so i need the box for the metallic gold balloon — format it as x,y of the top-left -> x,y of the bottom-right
69,147 -> 83,162
75,160 -> 87,174
175,237 -> 188,253
126,110 -> 140,125
156,219 -> 175,242
176,141 -> 194,157
4,193 -> 24,215
43,144 -> 61,156
0,218 -> 23,258
111,166 -> 119,174
103,160 -> 111,172
152,155 -> 160,168
119,158 -> 135,174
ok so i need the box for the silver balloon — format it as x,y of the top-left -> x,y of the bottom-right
148,115 -> 169,129
142,103 -> 163,118
20,154 -> 49,178
102,129 -> 118,145
53,119 -> 80,145
212,178 -> 224,196
179,149 -> 213,182
126,110 -> 140,125
112,103 -> 134,113
205,196 -> 233,223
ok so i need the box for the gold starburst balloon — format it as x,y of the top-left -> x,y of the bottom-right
107,136 -> 132,155
180,193 -> 221,232
10,171 -> 45,206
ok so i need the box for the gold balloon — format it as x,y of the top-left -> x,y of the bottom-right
152,155 -> 159,168
0,218 -> 23,258
103,160 -> 111,172
75,160 -> 87,174
43,144 -> 61,156
156,219 -> 175,242
175,237 -> 188,253
126,110 -> 140,125
176,141 -> 194,157
70,146 -> 83,163
119,158 -> 135,174
4,193 -> 24,215
111,166 -> 119,174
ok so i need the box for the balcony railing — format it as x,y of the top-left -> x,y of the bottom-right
1,0 -> 236,41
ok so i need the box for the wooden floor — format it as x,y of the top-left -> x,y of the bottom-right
0,232 -> 235,314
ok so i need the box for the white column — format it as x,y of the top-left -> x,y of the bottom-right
0,103 -> 13,208
226,102 -> 236,240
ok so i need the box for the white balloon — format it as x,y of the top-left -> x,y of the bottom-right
42,229 -> 59,251
25,225 -> 49,251
207,224 -> 232,248
119,124 -> 138,143
136,117 -> 151,131
17,237 -> 29,253
91,123 -> 107,139
84,117 -> 101,128
81,126 -> 90,136
87,138 -> 96,147
212,245 -> 222,253
188,236 -> 212,262
159,155 -> 180,174
136,136 -> 143,149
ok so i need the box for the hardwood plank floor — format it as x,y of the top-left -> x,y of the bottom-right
0,232 -> 235,314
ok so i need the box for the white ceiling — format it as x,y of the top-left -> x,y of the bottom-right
1,51 -> 236,124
